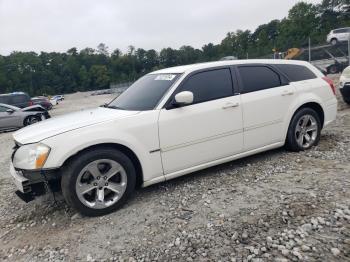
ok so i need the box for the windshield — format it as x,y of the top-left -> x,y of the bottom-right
108,73 -> 180,111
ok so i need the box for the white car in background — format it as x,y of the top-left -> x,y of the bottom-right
339,66 -> 350,104
52,95 -> 64,101
50,98 -> 58,106
327,27 -> 350,45
9,59 -> 337,216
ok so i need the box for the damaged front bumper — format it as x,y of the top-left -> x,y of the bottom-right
10,162 -> 60,203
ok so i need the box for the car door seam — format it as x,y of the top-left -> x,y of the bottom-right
244,119 -> 283,132
160,129 -> 243,153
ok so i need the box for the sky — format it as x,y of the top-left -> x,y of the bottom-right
0,0 -> 321,55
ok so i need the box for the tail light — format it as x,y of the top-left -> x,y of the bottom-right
29,100 -> 33,106
322,76 -> 336,95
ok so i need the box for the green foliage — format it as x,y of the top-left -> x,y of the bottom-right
89,65 -> 110,89
0,1 -> 348,96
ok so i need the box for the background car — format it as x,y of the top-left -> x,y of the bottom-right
339,66 -> 350,104
31,96 -> 53,110
0,92 -> 32,108
0,103 -> 50,132
50,97 -> 59,106
52,95 -> 64,101
327,27 -> 350,45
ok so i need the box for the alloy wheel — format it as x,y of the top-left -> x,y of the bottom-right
75,159 -> 127,209
294,114 -> 318,149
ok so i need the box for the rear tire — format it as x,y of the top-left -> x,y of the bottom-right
61,147 -> 136,216
285,108 -> 321,152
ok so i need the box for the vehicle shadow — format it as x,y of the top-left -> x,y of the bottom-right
135,147 -> 287,196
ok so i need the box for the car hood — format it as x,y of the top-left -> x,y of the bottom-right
340,75 -> 350,83
13,107 -> 140,144
21,105 -> 46,112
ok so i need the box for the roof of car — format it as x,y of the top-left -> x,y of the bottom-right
150,59 -> 312,74
32,96 -> 48,99
334,27 -> 350,30
0,92 -> 29,97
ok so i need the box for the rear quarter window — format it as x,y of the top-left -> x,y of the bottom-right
274,64 -> 317,82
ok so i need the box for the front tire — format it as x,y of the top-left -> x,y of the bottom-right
24,115 -> 40,126
61,147 -> 136,216
330,38 -> 338,46
285,108 -> 321,152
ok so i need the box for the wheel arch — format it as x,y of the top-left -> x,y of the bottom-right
330,37 -> 338,44
296,102 -> 324,127
61,143 -> 144,187
284,101 -> 325,142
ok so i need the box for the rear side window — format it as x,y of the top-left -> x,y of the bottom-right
275,64 -> 317,82
335,28 -> 347,33
179,68 -> 233,103
0,96 -> 11,104
238,66 -> 281,93
11,95 -> 28,104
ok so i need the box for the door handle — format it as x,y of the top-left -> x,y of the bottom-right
282,90 -> 294,96
222,102 -> 239,109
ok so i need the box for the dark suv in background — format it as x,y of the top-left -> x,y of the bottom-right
0,93 -> 32,108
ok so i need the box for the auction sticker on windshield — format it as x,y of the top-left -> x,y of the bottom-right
155,74 -> 176,81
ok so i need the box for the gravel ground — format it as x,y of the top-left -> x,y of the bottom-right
0,75 -> 349,261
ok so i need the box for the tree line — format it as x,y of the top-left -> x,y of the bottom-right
0,0 -> 349,96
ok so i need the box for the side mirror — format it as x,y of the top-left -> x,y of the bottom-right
174,91 -> 194,106
6,109 -> 14,114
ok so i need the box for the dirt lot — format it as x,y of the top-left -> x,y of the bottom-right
0,76 -> 349,261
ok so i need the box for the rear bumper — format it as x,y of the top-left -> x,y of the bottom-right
323,98 -> 337,127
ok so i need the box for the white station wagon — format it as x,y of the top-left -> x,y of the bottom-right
10,60 -> 337,216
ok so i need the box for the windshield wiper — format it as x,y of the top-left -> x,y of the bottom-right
106,105 -> 124,110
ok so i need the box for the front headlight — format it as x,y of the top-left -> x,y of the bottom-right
13,143 -> 51,170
